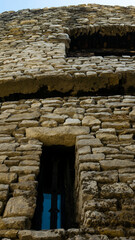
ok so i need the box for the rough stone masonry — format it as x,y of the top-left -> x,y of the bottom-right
0,3 -> 135,240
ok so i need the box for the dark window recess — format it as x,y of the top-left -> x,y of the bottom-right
67,31 -> 135,57
32,145 -> 76,230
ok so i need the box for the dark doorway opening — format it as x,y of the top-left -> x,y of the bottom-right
67,31 -> 135,57
32,145 -> 76,230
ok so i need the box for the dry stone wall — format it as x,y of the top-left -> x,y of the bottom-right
0,96 -> 135,239
0,5 -> 135,97
1,3 -> 135,240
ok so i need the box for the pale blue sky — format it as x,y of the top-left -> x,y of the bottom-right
0,0 -> 135,13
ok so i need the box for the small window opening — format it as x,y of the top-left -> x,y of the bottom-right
32,145 -> 76,230
67,31 -> 135,57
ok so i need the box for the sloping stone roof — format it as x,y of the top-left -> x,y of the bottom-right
0,4 -> 135,98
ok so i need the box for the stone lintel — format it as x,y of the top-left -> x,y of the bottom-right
26,126 -> 90,146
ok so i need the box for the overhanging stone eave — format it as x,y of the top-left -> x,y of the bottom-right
0,69 -> 135,98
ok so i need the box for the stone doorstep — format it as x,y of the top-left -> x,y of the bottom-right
18,230 -> 111,240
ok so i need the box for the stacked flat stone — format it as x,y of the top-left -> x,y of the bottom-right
0,96 -> 134,239
0,5 -> 135,96
1,2 -> 135,240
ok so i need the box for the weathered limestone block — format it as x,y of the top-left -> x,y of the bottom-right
97,227 -> 124,237
10,166 -> 39,175
91,125 -> 100,132
18,230 -> 62,240
0,191 -> 9,201
54,107 -> 85,117
80,171 -> 118,183
64,118 -> 81,126
119,173 -> 135,182
13,189 -> 37,197
0,137 -> 15,143
0,184 -> 9,191
100,183 -> 134,198
107,210 -> 135,226
78,153 -> 105,162
40,113 -> 67,123
77,146 -> 91,155
96,133 -> 117,141
119,168 -> 135,174
6,112 -> 40,122
82,116 -> 101,127
0,125 -> 17,134
129,109 -> 135,120
42,99 -> 62,105
0,164 -> 9,173
0,216 -> 30,230
125,145 -> 135,153
0,156 -> 8,164
79,162 -> 100,172
19,160 -> 39,166
102,121 -> 130,129
18,175 -> 35,183
92,147 -> 119,154
100,160 -> 135,170
0,143 -> 19,152
16,144 -> 41,151
4,160 -> 20,167
26,126 -> 89,146
76,135 -> 95,140
41,120 -> 57,127
4,196 -> 36,218
83,210 -> 106,227
82,180 -> 98,199
77,139 -> 102,148
0,230 -> 18,238
80,99 -> 95,105
10,181 -> 37,191
118,134 -> 133,141
0,173 -> 17,184
106,154 -> 134,160
83,199 -> 117,212
19,120 -> 39,127
121,198 -> 135,210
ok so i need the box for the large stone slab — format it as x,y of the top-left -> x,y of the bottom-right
6,112 -> 40,122
18,230 -> 63,240
0,229 -> 18,238
0,216 -> 30,230
100,183 -> 134,198
82,116 -> 101,127
26,126 -> 89,146
3,196 -> 35,218
10,166 -> 39,175
80,170 -> 118,183
0,173 -> 17,184
100,160 -> 135,170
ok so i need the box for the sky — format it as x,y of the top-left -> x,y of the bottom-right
0,0 -> 135,13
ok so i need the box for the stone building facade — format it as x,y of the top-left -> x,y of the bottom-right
0,3 -> 135,240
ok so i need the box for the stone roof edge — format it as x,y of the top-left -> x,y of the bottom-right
0,3 -> 134,16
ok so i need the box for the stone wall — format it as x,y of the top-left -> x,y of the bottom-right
0,96 -> 135,239
0,5 -> 135,97
1,3 -> 135,240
